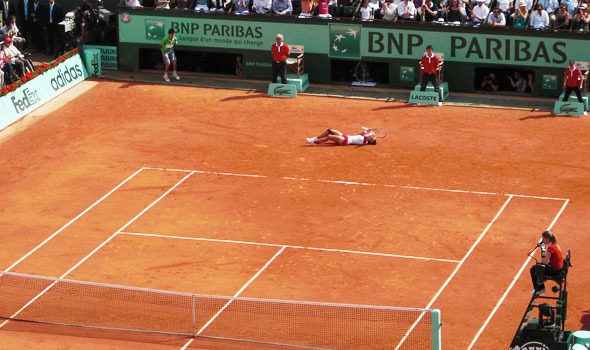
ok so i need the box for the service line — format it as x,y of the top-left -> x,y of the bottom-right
0,171 -> 195,330
120,231 -> 460,264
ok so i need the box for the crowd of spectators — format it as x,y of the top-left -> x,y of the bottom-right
124,0 -> 590,31
1,0 -> 65,88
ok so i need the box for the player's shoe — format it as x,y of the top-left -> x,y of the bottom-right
437,102 -> 443,107
163,74 -> 170,82
172,72 -> 180,81
306,137 -> 316,144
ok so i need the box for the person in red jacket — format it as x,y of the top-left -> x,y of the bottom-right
562,60 -> 585,104
419,45 -> 442,105
271,33 -> 290,84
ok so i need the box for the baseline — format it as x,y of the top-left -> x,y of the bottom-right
119,231 -> 460,264
0,171 -> 195,329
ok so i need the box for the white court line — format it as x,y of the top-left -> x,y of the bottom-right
467,198 -> 570,349
180,246 -> 287,350
505,193 -> 569,201
393,195 -> 514,350
120,231 -> 460,264
142,166 -> 499,197
0,171 -> 195,330
142,166 -> 570,201
2,168 -> 145,273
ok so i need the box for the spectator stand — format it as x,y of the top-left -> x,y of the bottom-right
553,60 -> 589,116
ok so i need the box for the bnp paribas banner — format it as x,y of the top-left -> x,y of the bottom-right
118,13 -> 590,68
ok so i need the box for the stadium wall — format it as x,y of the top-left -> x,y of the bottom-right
117,9 -> 590,96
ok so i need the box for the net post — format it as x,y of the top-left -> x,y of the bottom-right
191,294 -> 197,337
431,309 -> 442,350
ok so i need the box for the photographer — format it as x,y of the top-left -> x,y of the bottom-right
481,72 -> 499,91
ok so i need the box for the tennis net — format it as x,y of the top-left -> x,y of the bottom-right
0,271 -> 441,349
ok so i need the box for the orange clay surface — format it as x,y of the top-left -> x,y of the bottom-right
0,80 -> 589,349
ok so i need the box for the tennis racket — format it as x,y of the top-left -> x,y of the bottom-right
362,127 -> 387,138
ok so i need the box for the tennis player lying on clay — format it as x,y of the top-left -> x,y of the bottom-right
306,127 -> 381,146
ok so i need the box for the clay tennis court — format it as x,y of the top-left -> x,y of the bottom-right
0,80 -> 588,349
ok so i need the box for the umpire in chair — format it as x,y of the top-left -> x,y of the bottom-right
529,230 -> 565,296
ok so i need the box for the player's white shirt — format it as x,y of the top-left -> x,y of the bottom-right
348,135 -> 365,145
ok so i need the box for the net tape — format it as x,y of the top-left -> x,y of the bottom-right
0,271 -> 434,349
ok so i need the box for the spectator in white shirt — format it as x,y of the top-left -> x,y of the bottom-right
495,0 -> 512,14
2,37 -> 32,77
470,0 -> 489,7
486,6 -> 506,25
471,0 -> 489,23
359,0 -> 374,19
252,0 -> 272,13
124,0 -> 143,7
193,0 -> 210,11
396,0 -> 416,20
381,0 -> 397,20
530,3 -> 550,29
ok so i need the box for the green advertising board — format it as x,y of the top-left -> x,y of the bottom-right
119,13 -> 328,54
119,13 -> 590,68
83,45 -> 118,70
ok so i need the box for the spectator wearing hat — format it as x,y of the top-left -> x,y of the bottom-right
511,0 -> 528,27
562,60 -> 585,104
0,0 -> 16,24
573,3 -> 590,31
530,4 -> 550,29
486,6 -> 506,25
471,0 -> 489,23
554,3 -> 571,29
